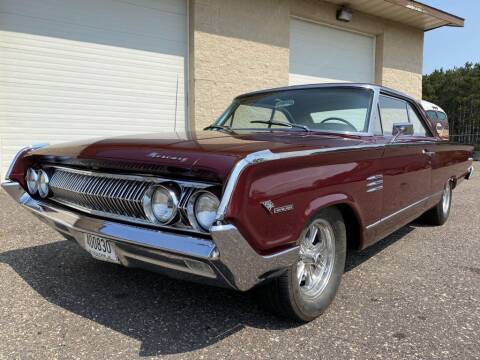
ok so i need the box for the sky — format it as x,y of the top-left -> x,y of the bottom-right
422,0 -> 480,74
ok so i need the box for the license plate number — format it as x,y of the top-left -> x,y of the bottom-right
84,234 -> 119,264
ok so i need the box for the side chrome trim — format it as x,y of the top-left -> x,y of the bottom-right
366,174 -> 384,193
216,144 -> 385,220
466,165 -> 474,180
367,186 -> 384,193
5,143 -> 49,180
366,190 -> 443,230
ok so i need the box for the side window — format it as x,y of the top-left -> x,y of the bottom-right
379,96 -> 409,135
407,104 -> 429,137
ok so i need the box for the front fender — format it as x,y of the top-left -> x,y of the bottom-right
224,152 -> 381,255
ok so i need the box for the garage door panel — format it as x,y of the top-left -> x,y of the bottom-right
0,0 -> 187,40
0,12 -> 186,57
289,19 -> 374,85
0,31 -> 186,64
0,0 -> 187,177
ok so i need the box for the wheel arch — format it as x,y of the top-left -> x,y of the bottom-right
304,194 -> 365,251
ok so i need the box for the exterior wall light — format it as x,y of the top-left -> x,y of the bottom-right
336,6 -> 353,22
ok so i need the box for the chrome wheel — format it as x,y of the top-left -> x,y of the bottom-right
442,182 -> 451,216
297,219 -> 336,298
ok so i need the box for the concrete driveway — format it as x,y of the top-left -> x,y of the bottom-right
0,165 -> 479,359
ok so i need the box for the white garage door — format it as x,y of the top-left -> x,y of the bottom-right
0,0 -> 187,178
289,18 -> 375,85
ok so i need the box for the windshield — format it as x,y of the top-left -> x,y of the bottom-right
214,87 -> 373,134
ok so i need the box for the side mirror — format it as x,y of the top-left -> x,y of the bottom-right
436,122 -> 444,136
391,122 -> 414,143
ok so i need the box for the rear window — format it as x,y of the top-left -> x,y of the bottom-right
437,111 -> 447,121
426,110 -> 438,121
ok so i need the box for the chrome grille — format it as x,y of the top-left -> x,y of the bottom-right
49,168 -> 150,220
46,166 -> 215,233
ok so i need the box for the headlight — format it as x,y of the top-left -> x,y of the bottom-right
187,191 -> 220,231
38,170 -> 50,198
26,168 -> 39,194
143,184 -> 179,224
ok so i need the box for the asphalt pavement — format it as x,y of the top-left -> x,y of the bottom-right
0,165 -> 479,359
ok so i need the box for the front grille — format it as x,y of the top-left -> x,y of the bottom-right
46,166 -> 215,233
49,168 -> 150,220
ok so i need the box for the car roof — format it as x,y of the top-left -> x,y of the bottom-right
421,100 -> 446,113
236,83 -> 420,104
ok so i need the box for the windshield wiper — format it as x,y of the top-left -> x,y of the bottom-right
250,120 -> 310,132
204,125 -> 236,134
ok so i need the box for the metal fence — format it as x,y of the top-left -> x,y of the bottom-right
449,132 -> 480,147
448,114 -> 480,149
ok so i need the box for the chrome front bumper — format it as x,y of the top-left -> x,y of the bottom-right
466,165 -> 474,180
1,181 -> 298,291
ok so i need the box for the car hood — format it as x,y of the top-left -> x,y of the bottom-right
26,131 -> 372,182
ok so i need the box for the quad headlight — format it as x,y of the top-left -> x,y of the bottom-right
37,170 -> 50,198
25,168 -> 51,198
143,184 -> 179,224
26,168 -> 39,194
187,190 -> 220,231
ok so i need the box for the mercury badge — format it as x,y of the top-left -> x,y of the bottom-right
147,152 -> 189,162
261,200 -> 294,215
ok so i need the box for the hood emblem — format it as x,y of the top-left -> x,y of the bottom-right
261,200 -> 294,215
147,152 -> 189,162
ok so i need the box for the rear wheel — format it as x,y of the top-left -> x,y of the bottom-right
421,181 -> 452,226
259,207 -> 347,322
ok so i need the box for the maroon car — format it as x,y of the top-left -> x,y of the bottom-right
2,84 -> 474,322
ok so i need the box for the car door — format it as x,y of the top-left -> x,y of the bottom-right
408,105 -> 451,203
374,94 -> 433,238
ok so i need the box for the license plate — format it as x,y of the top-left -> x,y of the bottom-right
84,234 -> 120,264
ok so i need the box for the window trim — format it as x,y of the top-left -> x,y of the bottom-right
406,102 -> 430,137
378,92 -> 435,138
378,94 -> 410,136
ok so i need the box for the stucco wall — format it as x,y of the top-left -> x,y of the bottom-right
189,0 -> 290,130
190,0 -> 424,130
380,23 -> 424,99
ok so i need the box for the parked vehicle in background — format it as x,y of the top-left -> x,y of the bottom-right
2,84 -> 474,322
422,100 -> 449,140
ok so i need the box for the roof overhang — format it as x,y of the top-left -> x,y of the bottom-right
324,0 -> 464,31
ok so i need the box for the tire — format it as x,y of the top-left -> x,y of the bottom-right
259,207 -> 347,322
421,181 -> 452,226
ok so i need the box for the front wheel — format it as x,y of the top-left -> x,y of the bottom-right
421,181 -> 452,226
259,207 -> 347,322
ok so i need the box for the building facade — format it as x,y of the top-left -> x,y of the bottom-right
0,0 -> 463,177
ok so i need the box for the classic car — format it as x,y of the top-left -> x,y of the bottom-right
2,84 -> 474,322
422,100 -> 449,140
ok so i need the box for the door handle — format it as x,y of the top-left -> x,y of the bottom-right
423,149 -> 435,157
